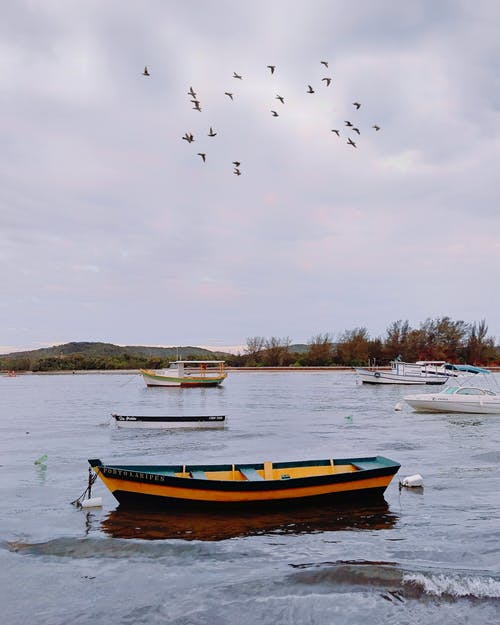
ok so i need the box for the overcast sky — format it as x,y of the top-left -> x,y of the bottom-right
1,1 -> 499,354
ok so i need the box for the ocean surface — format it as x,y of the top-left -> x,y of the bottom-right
1,371 -> 500,625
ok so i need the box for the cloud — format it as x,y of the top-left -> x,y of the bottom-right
1,0 -> 500,349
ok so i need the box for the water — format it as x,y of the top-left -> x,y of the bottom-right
1,371 -> 500,624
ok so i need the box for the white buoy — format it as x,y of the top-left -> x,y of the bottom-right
401,474 -> 424,488
394,402 -> 403,411
80,497 -> 102,508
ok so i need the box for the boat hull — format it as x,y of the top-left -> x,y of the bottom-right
89,457 -> 400,510
354,368 -> 447,385
112,414 -> 226,429
405,397 -> 500,414
140,370 -> 226,387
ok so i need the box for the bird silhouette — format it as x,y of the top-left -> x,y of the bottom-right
233,71 -> 242,79
182,132 -> 194,143
345,120 -> 353,127
353,127 -> 360,135
188,86 -> 196,97
192,100 -> 201,112
347,138 -> 356,148
322,77 -> 332,86
372,124 -> 381,131
271,110 -> 279,117
307,85 -> 315,93
276,95 -> 285,104
321,61 -> 328,67
197,153 -> 206,162
353,102 -> 361,109
208,127 -> 217,137
233,168 -> 241,176
331,129 -> 340,136
267,65 -> 276,74
225,92 -> 234,100
142,66 -> 150,76
232,161 -> 241,167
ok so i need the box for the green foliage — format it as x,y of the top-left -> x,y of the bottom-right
1,322 -> 498,372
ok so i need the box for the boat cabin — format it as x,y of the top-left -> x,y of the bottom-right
167,360 -> 225,377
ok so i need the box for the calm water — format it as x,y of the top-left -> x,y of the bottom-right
1,371 -> 500,624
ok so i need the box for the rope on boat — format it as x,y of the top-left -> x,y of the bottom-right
71,467 -> 98,507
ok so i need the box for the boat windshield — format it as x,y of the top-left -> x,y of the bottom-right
455,387 -> 493,396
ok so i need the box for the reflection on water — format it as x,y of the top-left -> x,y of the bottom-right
100,501 -> 398,541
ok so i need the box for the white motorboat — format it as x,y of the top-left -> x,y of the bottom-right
404,369 -> 500,414
354,360 -> 452,385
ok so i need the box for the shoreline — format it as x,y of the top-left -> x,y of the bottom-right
4,366 -> 500,375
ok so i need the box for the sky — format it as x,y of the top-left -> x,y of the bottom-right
1,0 -> 500,354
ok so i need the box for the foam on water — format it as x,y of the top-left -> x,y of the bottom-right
403,573 -> 500,599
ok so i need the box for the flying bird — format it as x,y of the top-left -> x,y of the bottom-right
345,120 -> 353,127
373,124 -> 381,131
353,127 -> 360,135
142,66 -> 150,76
232,161 -> 241,167
192,100 -> 201,112
233,168 -> 241,176
322,77 -> 332,86
208,127 -> 217,137
276,95 -> 285,104
267,65 -> 276,74
307,85 -> 315,93
233,71 -> 242,79
353,102 -> 361,109
331,129 -> 340,136
182,132 -> 194,143
321,61 -> 328,67
271,110 -> 279,117
197,153 -> 206,162
347,138 -> 357,148
188,86 -> 196,97
224,92 -> 234,100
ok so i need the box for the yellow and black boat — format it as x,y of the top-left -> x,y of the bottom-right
88,455 -> 400,509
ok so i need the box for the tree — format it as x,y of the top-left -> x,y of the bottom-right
305,333 -> 334,365
336,327 -> 370,365
262,336 -> 291,366
244,336 -> 266,366
465,320 -> 496,364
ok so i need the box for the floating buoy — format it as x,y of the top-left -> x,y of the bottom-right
400,474 -> 424,488
394,402 -> 403,411
80,497 -> 102,509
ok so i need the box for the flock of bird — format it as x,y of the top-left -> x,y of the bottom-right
142,61 -> 381,174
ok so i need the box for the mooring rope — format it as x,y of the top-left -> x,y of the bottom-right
71,467 -> 98,507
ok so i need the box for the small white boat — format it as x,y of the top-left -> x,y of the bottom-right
140,360 -> 227,388
354,360 -> 452,385
112,414 -> 226,429
404,369 -> 500,414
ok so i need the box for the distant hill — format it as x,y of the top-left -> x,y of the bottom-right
289,344 -> 309,354
1,341 -> 230,360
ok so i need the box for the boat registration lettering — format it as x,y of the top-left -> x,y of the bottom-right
104,468 -> 165,482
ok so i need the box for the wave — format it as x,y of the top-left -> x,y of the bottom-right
289,560 -> 500,602
403,573 -> 500,599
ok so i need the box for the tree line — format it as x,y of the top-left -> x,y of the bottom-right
231,317 -> 498,367
1,317 -> 497,371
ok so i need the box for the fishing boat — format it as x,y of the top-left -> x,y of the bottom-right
88,455 -> 400,509
354,360 -> 454,385
111,413 -> 226,429
404,368 -> 500,414
139,360 -> 226,387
